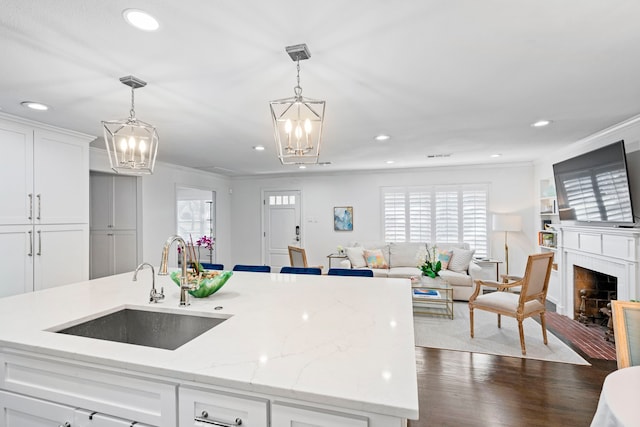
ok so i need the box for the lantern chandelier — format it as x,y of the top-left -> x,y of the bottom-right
269,44 -> 326,165
102,75 -> 159,175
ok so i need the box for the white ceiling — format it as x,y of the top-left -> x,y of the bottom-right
2,1 -> 640,176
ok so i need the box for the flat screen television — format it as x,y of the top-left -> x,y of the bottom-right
553,140 -> 636,226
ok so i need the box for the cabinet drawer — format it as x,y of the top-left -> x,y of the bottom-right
179,386 -> 268,427
272,401 -> 368,427
0,352 -> 176,427
75,409 -> 155,427
0,390 -> 75,427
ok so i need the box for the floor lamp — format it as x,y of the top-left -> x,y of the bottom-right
492,214 -> 522,277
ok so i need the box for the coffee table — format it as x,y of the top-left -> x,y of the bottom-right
411,276 -> 454,319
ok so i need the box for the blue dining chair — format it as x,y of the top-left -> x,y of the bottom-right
201,263 -> 224,270
327,268 -> 374,277
232,264 -> 271,273
280,266 -> 322,275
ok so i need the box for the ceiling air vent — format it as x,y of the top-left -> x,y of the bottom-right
426,153 -> 452,159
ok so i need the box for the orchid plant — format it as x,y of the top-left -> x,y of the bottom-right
419,245 -> 441,278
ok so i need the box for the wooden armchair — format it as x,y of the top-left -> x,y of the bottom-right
288,246 -> 323,270
468,252 -> 554,355
611,300 -> 640,368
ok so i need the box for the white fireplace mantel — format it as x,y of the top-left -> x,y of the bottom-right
556,225 -> 640,317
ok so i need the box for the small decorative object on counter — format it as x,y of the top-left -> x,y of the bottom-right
170,269 -> 233,298
419,245 -> 442,278
337,245 -> 344,255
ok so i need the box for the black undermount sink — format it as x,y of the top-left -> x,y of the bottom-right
54,308 -> 228,350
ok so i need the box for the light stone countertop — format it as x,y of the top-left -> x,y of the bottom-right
0,270 -> 419,419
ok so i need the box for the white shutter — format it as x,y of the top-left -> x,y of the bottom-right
409,191 -> 430,242
434,189 -> 458,243
462,188 -> 488,258
383,191 -> 406,242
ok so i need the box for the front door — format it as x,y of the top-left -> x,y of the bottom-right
263,190 -> 301,269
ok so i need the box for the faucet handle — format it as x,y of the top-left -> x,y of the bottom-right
150,287 -> 165,303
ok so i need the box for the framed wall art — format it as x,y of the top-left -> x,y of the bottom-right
334,206 -> 353,231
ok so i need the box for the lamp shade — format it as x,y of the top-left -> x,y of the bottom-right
492,214 -> 522,232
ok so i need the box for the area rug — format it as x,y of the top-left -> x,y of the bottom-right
413,302 -> 590,365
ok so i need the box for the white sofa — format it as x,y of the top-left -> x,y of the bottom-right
342,241 -> 482,301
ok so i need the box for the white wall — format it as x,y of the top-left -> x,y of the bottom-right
90,148 -> 232,269
231,163 -> 536,277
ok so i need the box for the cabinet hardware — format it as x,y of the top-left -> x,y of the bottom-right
28,193 -> 33,220
36,194 -> 41,220
28,230 -> 33,256
37,230 -> 41,256
195,411 -> 242,426
58,422 -> 71,427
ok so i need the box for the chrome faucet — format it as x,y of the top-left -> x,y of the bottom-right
158,235 -> 195,307
133,262 -> 164,303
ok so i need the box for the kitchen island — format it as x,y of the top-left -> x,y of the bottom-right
0,270 -> 418,426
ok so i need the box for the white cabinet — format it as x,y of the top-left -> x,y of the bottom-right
0,114 -> 92,295
0,352 -> 176,427
0,226 -> 33,298
90,173 -> 137,230
272,401 -> 368,427
34,224 -> 89,291
0,224 -> 88,297
33,129 -> 89,224
90,173 -> 138,279
90,230 -> 137,278
178,386 -> 268,427
0,390 -> 74,427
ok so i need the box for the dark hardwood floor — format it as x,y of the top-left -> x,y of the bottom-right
408,347 -> 616,427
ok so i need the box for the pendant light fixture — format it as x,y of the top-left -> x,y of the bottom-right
269,44 -> 325,165
102,75 -> 159,175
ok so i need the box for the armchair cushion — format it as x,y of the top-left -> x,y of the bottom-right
472,291 -> 545,316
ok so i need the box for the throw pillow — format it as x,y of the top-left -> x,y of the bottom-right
436,248 -> 453,270
345,246 -> 367,269
364,249 -> 389,269
447,247 -> 475,273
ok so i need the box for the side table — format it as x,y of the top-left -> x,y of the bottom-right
412,276 -> 453,319
472,258 -> 502,281
326,253 -> 348,269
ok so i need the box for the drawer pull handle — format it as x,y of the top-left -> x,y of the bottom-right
195,411 -> 242,426
28,193 -> 33,220
58,422 -> 71,427
37,193 -> 41,220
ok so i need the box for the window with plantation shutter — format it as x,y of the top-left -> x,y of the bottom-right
382,184 -> 489,257
383,190 -> 406,242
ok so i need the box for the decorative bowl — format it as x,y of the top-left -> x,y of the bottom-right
170,270 -> 233,298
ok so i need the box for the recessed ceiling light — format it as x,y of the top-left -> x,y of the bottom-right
385,160 -> 395,164
374,134 -> 391,141
531,119 -> 552,127
490,154 -> 501,158
298,165 -> 306,169
21,101 -> 49,111
123,9 -> 160,31
253,145 -> 265,151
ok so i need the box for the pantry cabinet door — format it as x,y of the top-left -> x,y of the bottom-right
0,120 -> 33,225
34,224 -> 89,291
33,129 -> 89,224
0,226 -> 33,297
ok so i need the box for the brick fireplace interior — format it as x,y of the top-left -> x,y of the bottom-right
573,265 -> 617,326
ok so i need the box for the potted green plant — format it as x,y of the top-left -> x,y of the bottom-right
419,245 -> 442,278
